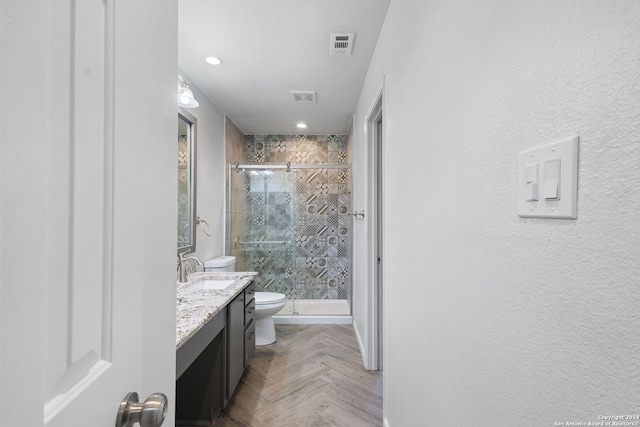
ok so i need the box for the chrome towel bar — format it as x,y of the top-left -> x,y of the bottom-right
236,240 -> 289,245
348,210 -> 365,219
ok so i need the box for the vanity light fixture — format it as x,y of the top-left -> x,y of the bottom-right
178,79 -> 199,109
296,122 -> 308,129
205,56 -> 222,65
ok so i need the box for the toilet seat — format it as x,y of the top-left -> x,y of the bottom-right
255,292 -> 286,305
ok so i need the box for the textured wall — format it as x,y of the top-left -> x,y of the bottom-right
352,1 -> 640,425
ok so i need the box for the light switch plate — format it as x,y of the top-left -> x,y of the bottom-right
517,136 -> 579,219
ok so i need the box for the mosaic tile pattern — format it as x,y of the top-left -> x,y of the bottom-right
244,134 -> 349,166
232,135 -> 351,301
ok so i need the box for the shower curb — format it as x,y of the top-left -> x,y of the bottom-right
274,315 -> 352,325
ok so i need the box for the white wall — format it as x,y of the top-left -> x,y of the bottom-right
178,73 -> 228,264
352,1 -> 640,425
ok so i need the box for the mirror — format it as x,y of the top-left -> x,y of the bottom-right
178,108 -> 197,254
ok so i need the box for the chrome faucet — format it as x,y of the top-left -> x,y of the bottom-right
177,252 -> 202,282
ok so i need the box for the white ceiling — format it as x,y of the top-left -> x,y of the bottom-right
178,0 -> 391,135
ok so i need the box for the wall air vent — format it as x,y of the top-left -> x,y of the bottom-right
330,33 -> 354,55
291,91 -> 316,103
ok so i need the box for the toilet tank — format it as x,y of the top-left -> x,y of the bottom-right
204,256 -> 236,272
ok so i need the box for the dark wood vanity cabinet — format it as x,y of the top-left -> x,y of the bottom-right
244,282 -> 256,367
176,281 -> 256,426
175,310 -> 226,425
227,281 -> 255,402
226,292 -> 245,400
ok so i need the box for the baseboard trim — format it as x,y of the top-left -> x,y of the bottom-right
352,319 -> 369,368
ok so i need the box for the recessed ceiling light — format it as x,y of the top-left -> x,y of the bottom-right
205,56 -> 222,65
296,123 -> 308,129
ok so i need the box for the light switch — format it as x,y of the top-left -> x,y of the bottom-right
543,159 -> 560,200
525,182 -> 538,201
525,164 -> 538,183
517,136 -> 578,219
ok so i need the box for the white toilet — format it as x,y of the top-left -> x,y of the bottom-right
204,256 -> 236,273
254,292 -> 286,346
204,256 -> 286,346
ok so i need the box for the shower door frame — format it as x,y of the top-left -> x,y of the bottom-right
226,163 -> 353,316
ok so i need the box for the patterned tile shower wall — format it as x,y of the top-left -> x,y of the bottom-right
238,134 -> 351,301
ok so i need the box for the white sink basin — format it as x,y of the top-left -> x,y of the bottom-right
189,279 -> 237,291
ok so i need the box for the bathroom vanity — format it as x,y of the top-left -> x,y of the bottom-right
175,272 -> 257,426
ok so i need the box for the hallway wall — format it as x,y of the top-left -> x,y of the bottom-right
352,1 -> 640,425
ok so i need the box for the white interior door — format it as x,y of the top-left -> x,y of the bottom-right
0,1 -> 178,426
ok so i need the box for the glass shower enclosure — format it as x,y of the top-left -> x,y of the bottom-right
227,164 -> 351,318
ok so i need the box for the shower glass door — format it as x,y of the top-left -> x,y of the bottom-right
229,169 -> 297,311
228,163 -> 352,318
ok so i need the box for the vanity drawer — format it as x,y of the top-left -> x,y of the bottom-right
244,282 -> 255,306
244,319 -> 255,366
244,297 -> 255,326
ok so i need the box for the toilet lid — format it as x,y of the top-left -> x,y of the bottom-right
255,292 -> 286,304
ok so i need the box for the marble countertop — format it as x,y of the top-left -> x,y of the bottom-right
176,271 -> 257,349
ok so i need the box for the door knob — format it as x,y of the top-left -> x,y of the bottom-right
116,392 -> 168,427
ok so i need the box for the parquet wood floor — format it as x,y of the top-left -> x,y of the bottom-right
214,324 -> 383,427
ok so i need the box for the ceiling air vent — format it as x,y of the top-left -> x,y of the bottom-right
330,33 -> 354,55
291,91 -> 316,103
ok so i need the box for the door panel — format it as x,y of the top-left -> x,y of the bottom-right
0,1 -> 177,426
45,3 -> 111,420
43,2 -> 125,424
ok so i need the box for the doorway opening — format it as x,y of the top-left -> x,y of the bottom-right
368,91 -> 384,370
